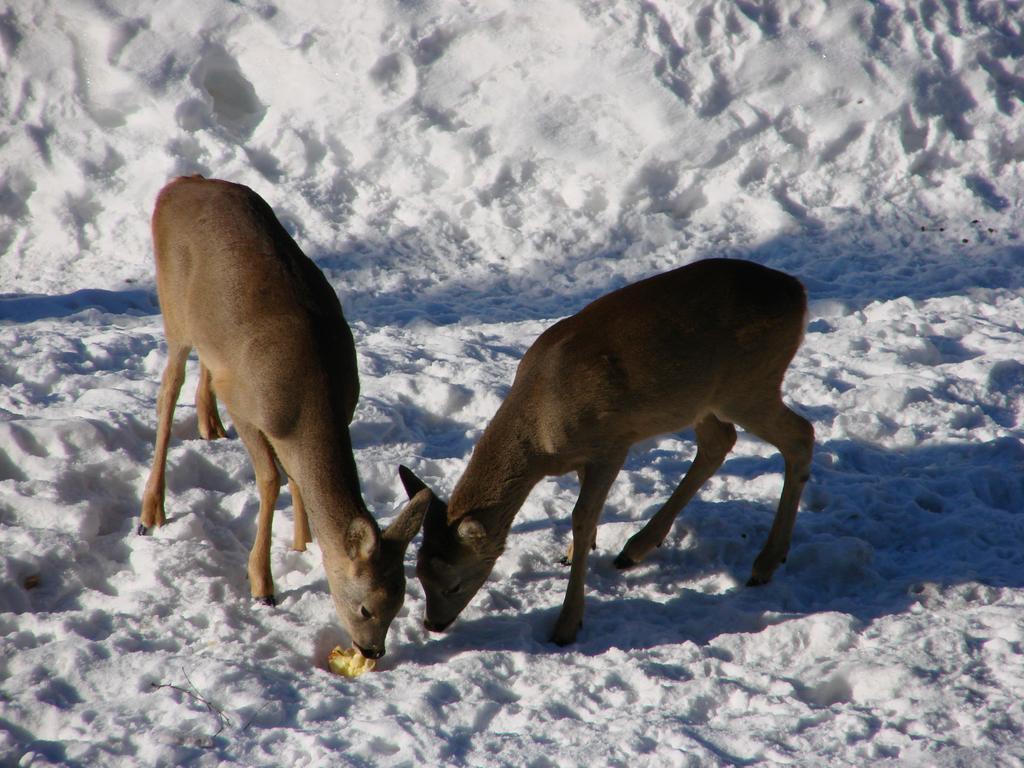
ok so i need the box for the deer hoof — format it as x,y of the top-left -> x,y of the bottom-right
746,574 -> 770,587
613,553 -> 638,570
136,523 -> 149,536
548,626 -> 581,647
199,423 -> 227,441
254,595 -> 277,607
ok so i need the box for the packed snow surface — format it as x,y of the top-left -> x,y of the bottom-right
2,0 -> 1024,765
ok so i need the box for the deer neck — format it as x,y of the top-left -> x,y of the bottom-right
275,407 -> 370,540
448,408 -> 544,544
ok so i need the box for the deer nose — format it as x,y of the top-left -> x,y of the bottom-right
354,643 -> 385,660
423,617 -> 452,633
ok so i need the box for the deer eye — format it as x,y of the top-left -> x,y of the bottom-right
360,606 -> 373,620
442,583 -> 461,598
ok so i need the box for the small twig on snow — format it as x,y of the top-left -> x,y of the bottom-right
240,700 -> 275,732
151,668 -> 232,738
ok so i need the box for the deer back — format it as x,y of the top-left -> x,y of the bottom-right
152,176 -> 359,432
502,258 -> 807,463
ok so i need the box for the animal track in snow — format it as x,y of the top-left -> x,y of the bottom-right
819,122 -> 865,165
913,69 -> 976,141
189,45 -> 265,138
369,52 -> 418,105
638,1 -> 692,103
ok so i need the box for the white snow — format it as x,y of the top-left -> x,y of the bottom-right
2,0 -> 1024,765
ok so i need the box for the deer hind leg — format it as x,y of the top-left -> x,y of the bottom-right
289,477 -> 312,551
731,401 -> 814,586
140,341 -> 191,534
231,416 -> 281,604
614,415 -> 736,569
195,362 -> 228,440
552,456 -> 624,646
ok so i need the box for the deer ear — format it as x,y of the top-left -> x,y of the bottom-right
398,465 -> 427,499
346,517 -> 380,562
382,488 -> 431,549
456,516 -> 488,551
405,477 -> 449,542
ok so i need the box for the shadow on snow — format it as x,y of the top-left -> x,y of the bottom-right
0,288 -> 158,323
389,434 -> 1024,664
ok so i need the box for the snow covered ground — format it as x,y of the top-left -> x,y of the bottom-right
2,0 -> 1023,765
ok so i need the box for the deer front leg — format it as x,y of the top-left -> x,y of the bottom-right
232,416 -> 281,605
289,478 -> 312,551
195,362 -> 228,440
552,459 -> 623,646
140,342 -> 190,534
561,468 -> 597,564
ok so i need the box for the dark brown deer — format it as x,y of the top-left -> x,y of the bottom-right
140,175 -> 429,658
400,258 -> 813,645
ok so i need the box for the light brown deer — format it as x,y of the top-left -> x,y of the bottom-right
400,258 -> 814,646
140,175 -> 429,659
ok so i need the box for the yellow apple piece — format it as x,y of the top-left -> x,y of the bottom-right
327,645 -> 377,677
